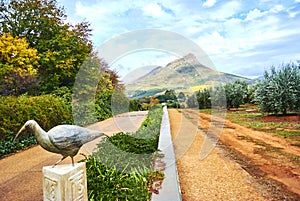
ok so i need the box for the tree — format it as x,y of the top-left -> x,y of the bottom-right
0,0 -> 92,93
164,89 -> 177,102
196,88 -> 211,109
177,92 -> 186,102
224,80 -> 248,109
72,54 -> 123,125
255,63 -> 300,115
186,94 -> 198,108
245,85 -> 257,104
0,33 -> 40,95
129,99 -> 142,111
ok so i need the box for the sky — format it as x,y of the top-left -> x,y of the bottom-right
57,0 -> 300,79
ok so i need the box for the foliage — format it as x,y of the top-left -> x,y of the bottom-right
52,86 -> 73,115
85,157 -> 152,201
245,85 -> 257,104
0,135 -> 36,158
187,81 -> 248,109
255,63 -> 300,115
195,88 -> 211,109
208,85 -> 226,108
0,95 -> 72,139
224,80 -> 248,109
177,92 -> 186,102
95,90 -> 113,121
111,91 -> 130,116
0,95 -> 72,157
0,0 -> 93,93
129,99 -> 142,111
85,107 -> 163,200
186,94 -> 198,108
156,89 -> 177,103
0,33 -> 40,95
72,55 -> 123,125
186,88 -> 211,109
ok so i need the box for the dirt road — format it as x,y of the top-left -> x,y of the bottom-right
170,109 -> 300,201
0,111 -> 147,201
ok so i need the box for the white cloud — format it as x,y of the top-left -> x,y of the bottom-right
209,1 -> 242,19
142,3 -> 165,17
245,8 -> 265,21
270,4 -> 284,13
75,1 -> 108,19
203,0 -> 217,8
58,0 -> 300,76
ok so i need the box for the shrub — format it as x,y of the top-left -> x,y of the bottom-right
129,99 -> 142,111
224,80 -> 248,109
255,63 -> 300,115
0,95 -> 72,157
196,88 -> 211,109
85,106 -> 163,200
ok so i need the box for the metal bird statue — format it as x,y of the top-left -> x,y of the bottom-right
14,120 -> 107,167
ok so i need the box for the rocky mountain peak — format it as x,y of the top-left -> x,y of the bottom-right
166,53 -> 200,69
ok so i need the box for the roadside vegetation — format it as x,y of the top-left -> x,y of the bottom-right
1,1 -> 299,199
84,106 -> 164,200
194,63 -> 299,145
0,95 -> 72,158
0,0 -> 123,156
0,1 -> 165,200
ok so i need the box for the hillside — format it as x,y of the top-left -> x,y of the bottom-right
125,53 -> 251,98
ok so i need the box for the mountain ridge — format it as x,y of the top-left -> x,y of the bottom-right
125,53 -> 251,98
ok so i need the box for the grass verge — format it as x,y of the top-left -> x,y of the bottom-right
84,106 -> 164,200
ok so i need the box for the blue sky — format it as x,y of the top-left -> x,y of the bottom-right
57,0 -> 300,79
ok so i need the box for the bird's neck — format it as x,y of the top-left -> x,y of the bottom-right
32,123 -> 49,147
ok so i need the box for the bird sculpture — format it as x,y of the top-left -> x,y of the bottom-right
14,120 -> 107,167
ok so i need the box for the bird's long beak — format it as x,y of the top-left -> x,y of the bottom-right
14,125 -> 26,142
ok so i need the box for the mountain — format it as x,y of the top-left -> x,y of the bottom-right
125,53 -> 251,98
248,75 -> 264,85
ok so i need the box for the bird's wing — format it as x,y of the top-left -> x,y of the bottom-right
48,125 -> 103,151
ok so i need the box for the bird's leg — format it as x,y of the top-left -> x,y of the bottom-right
71,157 -> 75,166
52,156 -> 67,168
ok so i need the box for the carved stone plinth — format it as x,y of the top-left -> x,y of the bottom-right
43,162 -> 88,201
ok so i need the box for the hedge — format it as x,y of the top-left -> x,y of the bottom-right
0,95 -> 72,157
85,106 -> 164,200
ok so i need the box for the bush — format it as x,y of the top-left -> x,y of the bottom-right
255,63 -> 300,115
196,88 -> 211,109
224,80 -> 248,109
0,95 -> 72,157
85,106 -> 163,200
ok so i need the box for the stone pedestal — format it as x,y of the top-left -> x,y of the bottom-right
43,162 -> 88,201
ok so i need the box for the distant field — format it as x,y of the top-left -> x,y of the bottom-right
191,85 -> 211,92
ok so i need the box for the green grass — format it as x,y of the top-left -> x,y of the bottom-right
198,109 -> 212,114
84,106 -> 164,200
276,130 -> 300,137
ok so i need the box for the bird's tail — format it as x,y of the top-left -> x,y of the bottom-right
89,131 -> 109,142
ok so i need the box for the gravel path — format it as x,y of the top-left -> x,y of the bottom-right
0,111 -> 147,201
168,109 -> 268,201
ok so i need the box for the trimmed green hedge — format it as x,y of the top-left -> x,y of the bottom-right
85,106 -> 164,200
0,95 -> 72,157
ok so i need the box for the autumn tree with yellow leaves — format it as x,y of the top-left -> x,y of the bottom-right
0,33 -> 40,95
